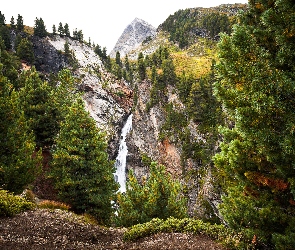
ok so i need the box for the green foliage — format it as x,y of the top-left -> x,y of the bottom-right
0,65 -> 42,194
116,162 -> 187,227
16,14 -> 24,32
18,67 -> 60,148
137,52 -> 146,81
33,17 -> 47,38
0,189 -> 35,217
0,11 -> 5,26
50,98 -> 118,224
159,5 -> 246,48
213,0 -> 295,247
16,38 -> 35,64
0,25 -> 11,50
123,217 -> 254,249
201,13 -> 231,39
0,38 -> 21,85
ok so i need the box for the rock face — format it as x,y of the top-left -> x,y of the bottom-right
110,18 -> 157,58
32,35 -> 133,159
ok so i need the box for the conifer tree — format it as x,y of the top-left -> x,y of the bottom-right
117,162 -> 187,227
0,63 -> 41,194
0,25 -> 11,50
58,22 -> 63,36
64,23 -> 70,37
137,52 -> 146,81
16,38 -> 35,64
213,0 -> 295,247
34,17 -> 47,38
16,14 -> 24,32
10,16 -> 16,29
50,98 -> 118,223
18,67 -> 58,148
0,11 -> 5,26
52,24 -> 56,35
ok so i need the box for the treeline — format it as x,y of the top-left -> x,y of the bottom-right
0,11 -> 91,45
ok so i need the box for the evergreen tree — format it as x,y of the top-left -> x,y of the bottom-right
0,25 -> 11,50
16,14 -> 24,32
18,67 -> 58,148
16,38 -> 35,64
0,63 -> 42,194
64,23 -> 70,37
124,54 -> 130,72
0,38 -> 20,85
77,30 -> 83,42
50,98 -> 118,223
0,11 -> 5,26
52,24 -> 56,35
58,22 -> 64,36
34,17 -> 47,38
213,0 -> 295,248
10,16 -> 16,29
137,52 -> 146,81
115,51 -> 122,66
117,162 -> 187,227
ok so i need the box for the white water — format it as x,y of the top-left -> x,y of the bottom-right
114,114 -> 133,193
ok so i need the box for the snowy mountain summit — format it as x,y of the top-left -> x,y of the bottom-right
110,18 -> 156,58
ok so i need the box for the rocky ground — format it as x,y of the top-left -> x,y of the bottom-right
0,209 -> 227,250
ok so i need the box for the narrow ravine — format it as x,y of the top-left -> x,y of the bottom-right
114,114 -> 133,193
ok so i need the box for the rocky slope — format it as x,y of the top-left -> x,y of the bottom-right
0,209 -> 226,250
109,18 -> 157,58
32,35 -> 133,159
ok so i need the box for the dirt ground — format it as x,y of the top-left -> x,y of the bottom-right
0,209 -> 227,250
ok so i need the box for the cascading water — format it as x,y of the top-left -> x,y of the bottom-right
114,114 -> 133,193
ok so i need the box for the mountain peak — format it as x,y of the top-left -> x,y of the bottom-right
110,18 -> 156,58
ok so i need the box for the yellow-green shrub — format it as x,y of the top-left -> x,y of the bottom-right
0,189 -> 35,217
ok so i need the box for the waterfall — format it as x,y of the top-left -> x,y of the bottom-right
114,114 -> 133,193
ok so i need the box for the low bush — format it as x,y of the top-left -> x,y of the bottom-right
0,189 -> 35,217
123,217 -> 256,249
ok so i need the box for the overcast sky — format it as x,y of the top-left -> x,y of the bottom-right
1,0 -> 248,52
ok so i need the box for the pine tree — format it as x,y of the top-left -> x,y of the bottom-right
16,14 -> 24,32
117,162 -> 187,227
213,0 -> 295,247
0,25 -> 11,50
50,98 -> 118,223
34,17 -> 47,38
0,63 -> 41,194
0,11 -> 5,26
18,67 -> 59,148
16,38 -> 35,64
10,16 -> 15,29
64,23 -> 70,37
58,22 -> 64,36
137,52 -> 146,81
115,51 -> 122,66
52,24 -> 56,35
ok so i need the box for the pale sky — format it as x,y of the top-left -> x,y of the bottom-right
1,0 -> 248,52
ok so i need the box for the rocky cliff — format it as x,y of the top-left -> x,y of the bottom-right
109,18 -> 157,58
32,35 -> 133,159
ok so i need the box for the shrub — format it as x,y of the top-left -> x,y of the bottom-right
0,189 -> 35,217
116,162 -> 187,227
38,200 -> 70,211
123,217 -> 255,249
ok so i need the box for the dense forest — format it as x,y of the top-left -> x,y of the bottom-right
1,0 -> 295,249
